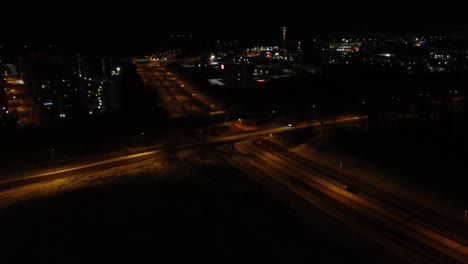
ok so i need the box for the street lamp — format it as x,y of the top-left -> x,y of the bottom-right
141,132 -> 144,145
339,162 -> 343,177
51,148 -> 56,174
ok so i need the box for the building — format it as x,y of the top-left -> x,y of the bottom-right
19,52 -> 115,120
221,63 -> 255,87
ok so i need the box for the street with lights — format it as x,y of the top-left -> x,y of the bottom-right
135,60 -> 225,117
230,139 -> 468,263
0,114 -> 366,188
0,103 -> 467,262
3,19 -> 468,262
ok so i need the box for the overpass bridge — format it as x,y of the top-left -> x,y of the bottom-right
0,114 -> 367,190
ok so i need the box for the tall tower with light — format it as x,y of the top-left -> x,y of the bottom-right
281,27 -> 287,51
76,54 -> 82,78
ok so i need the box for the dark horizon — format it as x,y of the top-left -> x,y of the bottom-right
3,22 -> 468,45
3,3 -> 468,41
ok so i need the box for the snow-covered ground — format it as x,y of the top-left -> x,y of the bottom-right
1,147 -> 400,264
0,159 -> 161,209
285,141 -> 467,224
0,149 -> 209,209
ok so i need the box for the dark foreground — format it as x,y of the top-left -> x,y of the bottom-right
0,163 -> 401,263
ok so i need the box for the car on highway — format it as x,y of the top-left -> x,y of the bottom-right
252,139 -> 262,146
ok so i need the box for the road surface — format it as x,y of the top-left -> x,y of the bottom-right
227,139 -> 468,263
0,115 -> 367,187
135,61 -> 225,117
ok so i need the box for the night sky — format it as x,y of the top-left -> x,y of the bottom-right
1,1 -> 467,56
4,2 -> 468,38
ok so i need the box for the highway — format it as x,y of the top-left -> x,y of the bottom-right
135,61 -> 225,117
5,57 -> 465,262
0,114 -> 366,188
0,150 -> 159,191
122,61 -> 468,262
227,139 -> 468,263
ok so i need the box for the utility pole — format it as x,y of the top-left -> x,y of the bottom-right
51,148 -> 55,174
190,93 -> 196,114
339,162 -> 343,177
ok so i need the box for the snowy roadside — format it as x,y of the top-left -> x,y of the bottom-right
0,149 -> 212,209
284,142 -> 466,224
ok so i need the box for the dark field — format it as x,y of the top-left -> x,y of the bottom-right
0,163 -> 400,263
